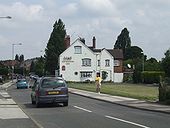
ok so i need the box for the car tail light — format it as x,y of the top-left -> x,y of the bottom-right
35,90 -> 39,96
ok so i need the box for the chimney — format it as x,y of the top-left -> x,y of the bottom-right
64,35 -> 70,49
92,36 -> 96,49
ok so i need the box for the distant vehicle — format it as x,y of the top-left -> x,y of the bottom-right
16,79 -> 29,89
30,74 -> 39,80
31,77 -> 69,107
0,76 -> 3,83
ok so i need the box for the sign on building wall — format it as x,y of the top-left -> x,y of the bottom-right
62,56 -> 74,65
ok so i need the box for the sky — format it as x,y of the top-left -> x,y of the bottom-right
0,0 -> 170,61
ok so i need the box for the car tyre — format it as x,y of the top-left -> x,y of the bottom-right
36,99 -> 40,108
31,97 -> 36,104
63,101 -> 68,106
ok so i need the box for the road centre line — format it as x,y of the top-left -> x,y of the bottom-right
74,106 -> 92,113
105,115 -> 150,128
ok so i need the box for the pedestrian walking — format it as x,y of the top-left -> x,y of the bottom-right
95,73 -> 102,94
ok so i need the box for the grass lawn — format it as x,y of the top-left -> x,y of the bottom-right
68,82 -> 159,101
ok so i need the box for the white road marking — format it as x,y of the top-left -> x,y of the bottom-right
74,106 -> 92,113
105,115 -> 150,128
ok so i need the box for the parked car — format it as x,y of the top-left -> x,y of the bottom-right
16,79 -> 29,89
31,77 -> 69,107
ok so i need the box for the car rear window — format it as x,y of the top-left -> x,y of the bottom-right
18,79 -> 26,82
41,79 -> 66,88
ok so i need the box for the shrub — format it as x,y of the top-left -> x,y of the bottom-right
141,71 -> 165,84
159,77 -> 170,104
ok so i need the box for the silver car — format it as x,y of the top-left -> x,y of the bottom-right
31,77 -> 69,107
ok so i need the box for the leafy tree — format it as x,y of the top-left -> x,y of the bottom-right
44,19 -> 66,75
145,58 -> 162,71
0,66 -> 8,76
34,57 -> 45,77
19,54 -> 24,62
124,46 -> 143,60
30,61 -> 35,73
15,54 -> 19,61
114,28 -> 131,55
162,49 -> 170,77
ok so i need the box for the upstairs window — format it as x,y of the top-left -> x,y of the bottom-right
74,46 -> 82,54
105,59 -> 110,67
97,60 -> 100,66
82,58 -> 91,67
114,60 -> 120,66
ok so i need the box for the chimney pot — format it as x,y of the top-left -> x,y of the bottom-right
92,36 -> 96,49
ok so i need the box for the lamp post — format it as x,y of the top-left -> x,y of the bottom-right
12,43 -> 22,82
0,16 -> 12,19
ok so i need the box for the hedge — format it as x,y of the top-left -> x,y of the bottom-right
141,71 -> 165,84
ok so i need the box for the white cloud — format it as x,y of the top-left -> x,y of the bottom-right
12,2 -> 44,21
58,3 -> 78,17
1,0 -> 170,60
0,2 -> 44,22
80,0 -> 119,17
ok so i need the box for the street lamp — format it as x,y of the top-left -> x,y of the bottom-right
12,43 -> 22,82
0,16 -> 12,19
142,52 -> 145,72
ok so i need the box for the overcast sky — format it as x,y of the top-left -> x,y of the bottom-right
0,0 -> 170,61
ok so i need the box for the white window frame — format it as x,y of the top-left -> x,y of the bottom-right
97,60 -> 100,66
82,58 -> 91,67
105,59 -> 110,67
74,46 -> 82,54
80,72 -> 92,78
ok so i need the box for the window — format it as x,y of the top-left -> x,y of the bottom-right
82,58 -> 91,67
80,72 -> 92,78
97,60 -> 100,66
105,59 -> 110,67
74,46 -> 82,54
114,60 -> 120,66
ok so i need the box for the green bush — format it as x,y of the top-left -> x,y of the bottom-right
159,77 -> 170,104
141,71 -> 165,84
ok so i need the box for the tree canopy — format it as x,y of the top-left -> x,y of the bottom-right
124,46 -> 143,60
161,48 -> 170,77
44,19 -> 66,75
114,28 -> 131,55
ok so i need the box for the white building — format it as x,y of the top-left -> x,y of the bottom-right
59,37 -> 123,82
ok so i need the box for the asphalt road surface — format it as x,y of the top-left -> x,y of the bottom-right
7,84 -> 170,128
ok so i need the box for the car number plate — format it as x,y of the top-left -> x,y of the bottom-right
48,91 -> 59,95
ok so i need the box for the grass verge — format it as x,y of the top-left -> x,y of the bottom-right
68,82 -> 159,101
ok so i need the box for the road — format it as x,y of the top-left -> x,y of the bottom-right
7,84 -> 170,128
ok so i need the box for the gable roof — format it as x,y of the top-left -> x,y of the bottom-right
107,49 -> 123,59
88,47 -> 123,59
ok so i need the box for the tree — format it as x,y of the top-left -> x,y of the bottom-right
114,28 -> 131,55
15,54 -> 19,61
145,58 -> 162,71
124,46 -> 143,60
44,19 -> 66,75
34,57 -> 45,77
30,61 -> 35,73
19,54 -> 24,62
162,49 -> 170,77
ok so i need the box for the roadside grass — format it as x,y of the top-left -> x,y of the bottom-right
68,82 -> 159,101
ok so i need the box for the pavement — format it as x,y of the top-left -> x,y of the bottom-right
0,81 -> 170,123
0,81 -> 38,128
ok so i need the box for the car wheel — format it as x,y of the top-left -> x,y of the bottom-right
36,99 -> 40,108
17,87 -> 19,89
63,101 -> 68,106
31,97 -> 36,104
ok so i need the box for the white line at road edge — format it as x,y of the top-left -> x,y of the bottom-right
74,106 -> 92,113
105,115 -> 150,128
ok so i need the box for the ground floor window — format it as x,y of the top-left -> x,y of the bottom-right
80,71 -> 92,78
